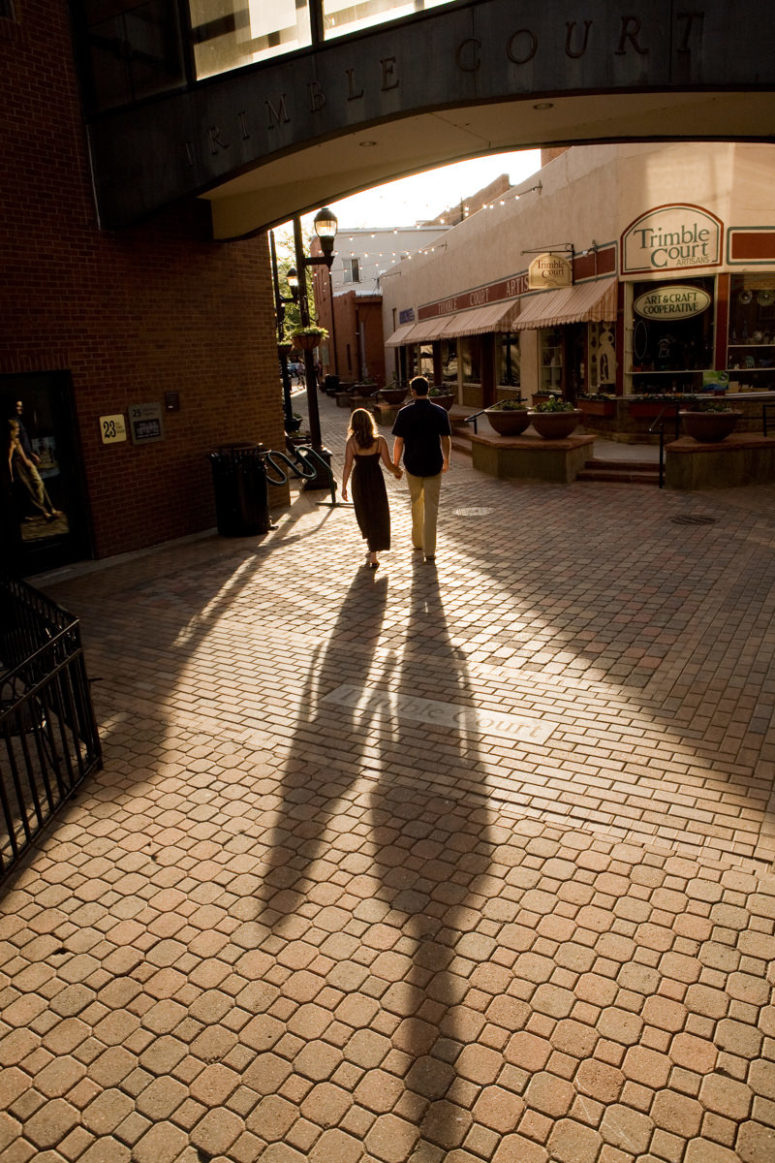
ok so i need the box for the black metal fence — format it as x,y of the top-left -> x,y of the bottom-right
0,577 -> 102,887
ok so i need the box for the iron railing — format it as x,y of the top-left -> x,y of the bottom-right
0,577 -> 102,887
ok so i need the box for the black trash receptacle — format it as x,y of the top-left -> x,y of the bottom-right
323,374 -> 340,395
209,443 -> 271,536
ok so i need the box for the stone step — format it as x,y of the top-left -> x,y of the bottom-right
584,457 -> 659,472
576,467 -> 660,484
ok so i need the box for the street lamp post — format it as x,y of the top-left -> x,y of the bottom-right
269,229 -> 295,430
287,208 -> 338,488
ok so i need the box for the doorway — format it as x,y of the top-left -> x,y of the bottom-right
2,372 -> 92,576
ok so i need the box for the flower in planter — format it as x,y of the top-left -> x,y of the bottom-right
578,393 -> 616,402
533,397 -> 576,413
291,325 -> 329,348
488,397 -> 526,410
690,400 -> 734,413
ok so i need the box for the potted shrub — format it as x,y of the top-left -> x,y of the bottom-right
529,397 -> 582,439
285,413 -> 303,433
429,385 -> 455,410
578,393 -> 617,417
680,402 -> 742,442
379,378 -> 408,405
485,397 -> 530,436
291,325 -> 329,351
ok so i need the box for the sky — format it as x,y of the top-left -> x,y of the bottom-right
284,149 -> 543,235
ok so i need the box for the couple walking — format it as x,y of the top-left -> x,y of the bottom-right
341,376 -> 451,569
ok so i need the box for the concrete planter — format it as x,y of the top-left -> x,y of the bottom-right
379,388 -> 408,405
429,393 -> 454,411
485,407 -> 531,436
681,411 -> 742,443
529,409 -> 583,439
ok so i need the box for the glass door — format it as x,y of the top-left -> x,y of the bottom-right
2,372 -> 91,576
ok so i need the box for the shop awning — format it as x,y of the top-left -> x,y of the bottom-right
512,277 -> 618,331
439,300 -> 521,337
404,318 -> 450,343
384,322 -> 417,347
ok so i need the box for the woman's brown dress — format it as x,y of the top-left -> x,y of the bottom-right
352,451 -> 390,551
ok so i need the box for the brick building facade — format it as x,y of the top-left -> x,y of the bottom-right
1,2 -> 283,574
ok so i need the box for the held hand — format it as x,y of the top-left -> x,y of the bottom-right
393,467 -> 403,480
442,461 -> 450,473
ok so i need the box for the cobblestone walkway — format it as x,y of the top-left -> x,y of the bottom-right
1,396 -> 775,1162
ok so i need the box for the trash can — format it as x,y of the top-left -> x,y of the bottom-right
323,374 -> 340,395
209,443 -> 271,536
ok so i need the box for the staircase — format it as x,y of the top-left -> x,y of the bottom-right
449,411 -> 661,484
576,456 -> 660,485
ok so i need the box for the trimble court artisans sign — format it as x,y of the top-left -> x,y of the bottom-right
622,205 -> 722,274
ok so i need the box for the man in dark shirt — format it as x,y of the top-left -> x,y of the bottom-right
391,376 -> 451,561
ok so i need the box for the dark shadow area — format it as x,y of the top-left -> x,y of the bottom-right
255,566 -> 389,923
371,558 -> 494,1158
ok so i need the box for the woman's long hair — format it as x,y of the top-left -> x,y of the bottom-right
348,408 -> 378,449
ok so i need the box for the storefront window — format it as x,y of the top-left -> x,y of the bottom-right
460,335 -> 481,383
631,277 -> 715,377
728,275 -> 775,374
2,372 -> 89,574
497,333 -> 520,387
441,339 -> 458,384
417,343 -> 434,380
540,329 -> 563,392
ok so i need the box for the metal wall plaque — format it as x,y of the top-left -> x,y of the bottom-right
128,402 -> 164,444
99,414 -> 127,444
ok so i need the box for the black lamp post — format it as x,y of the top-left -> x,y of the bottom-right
269,229 -> 296,430
288,208 -> 338,487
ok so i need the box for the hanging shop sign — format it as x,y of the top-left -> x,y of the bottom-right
399,307 -> 415,324
633,284 -> 712,320
528,253 -> 573,290
622,205 -> 722,274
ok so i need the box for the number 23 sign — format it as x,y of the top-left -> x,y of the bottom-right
100,414 -> 127,444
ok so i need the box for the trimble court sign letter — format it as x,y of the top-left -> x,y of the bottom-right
622,205 -> 723,274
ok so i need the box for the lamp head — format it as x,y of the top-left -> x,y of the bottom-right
286,267 -> 299,300
313,207 -> 338,260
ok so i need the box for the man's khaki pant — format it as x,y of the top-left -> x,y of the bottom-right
406,471 -> 442,556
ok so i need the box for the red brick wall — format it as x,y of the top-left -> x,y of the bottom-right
0,2 -> 285,559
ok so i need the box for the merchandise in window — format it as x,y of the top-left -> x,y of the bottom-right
460,336 -> 481,383
497,333 -> 520,387
441,339 -> 458,384
727,275 -> 775,372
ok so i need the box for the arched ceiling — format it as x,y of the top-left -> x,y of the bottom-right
86,0 -> 775,238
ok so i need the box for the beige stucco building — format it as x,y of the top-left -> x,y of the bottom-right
381,142 -> 775,413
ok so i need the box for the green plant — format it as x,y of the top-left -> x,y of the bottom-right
630,394 -> 696,404
533,397 -> 576,413
578,393 -> 616,401
489,397 -> 525,410
292,324 -> 329,340
689,400 -> 733,413
428,385 -> 451,396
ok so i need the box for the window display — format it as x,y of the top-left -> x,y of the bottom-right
460,335 -> 481,383
497,333 -> 520,387
727,275 -> 775,375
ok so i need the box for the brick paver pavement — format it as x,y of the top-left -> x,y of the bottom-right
1,394 -> 774,1162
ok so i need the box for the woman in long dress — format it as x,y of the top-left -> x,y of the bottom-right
341,408 -> 402,569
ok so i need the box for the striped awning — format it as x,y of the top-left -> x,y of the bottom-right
384,322 -> 417,347
512,277 -> 618,331
405,318 -> 449,343
438,300 -> 522,337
